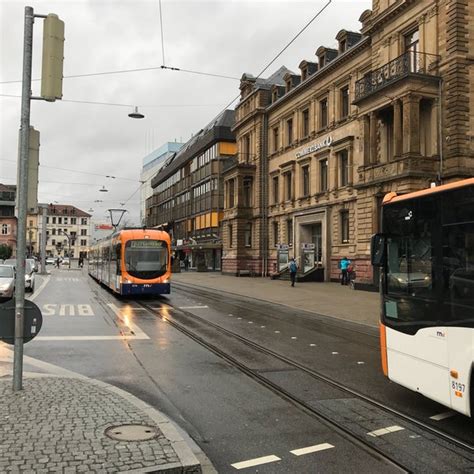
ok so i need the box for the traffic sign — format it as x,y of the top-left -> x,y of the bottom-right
0,299 -> 43,344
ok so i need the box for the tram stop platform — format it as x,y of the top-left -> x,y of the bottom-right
0,349 -> 204,473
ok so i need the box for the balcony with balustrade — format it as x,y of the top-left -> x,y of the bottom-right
354,51 -> 440,104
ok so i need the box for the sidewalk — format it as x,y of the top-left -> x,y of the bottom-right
173,272 -> 380,328
0,348 -> 203,473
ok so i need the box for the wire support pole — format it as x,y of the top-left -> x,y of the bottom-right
13,5 -> 34,392
159,0 -> 166,66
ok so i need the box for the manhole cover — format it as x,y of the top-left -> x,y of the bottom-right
105,424 -> 159,441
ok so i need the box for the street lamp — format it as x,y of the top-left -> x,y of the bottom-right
128,106 -> 145,119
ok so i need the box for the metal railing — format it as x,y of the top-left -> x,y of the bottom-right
355,51 -> 439,101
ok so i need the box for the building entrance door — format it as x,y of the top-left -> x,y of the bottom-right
311,223 -> 322,265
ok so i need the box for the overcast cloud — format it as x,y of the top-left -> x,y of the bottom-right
1,0 -> 371,225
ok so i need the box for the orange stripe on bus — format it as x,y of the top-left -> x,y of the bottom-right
455,391 -> 463,398
380,323 -> 388,377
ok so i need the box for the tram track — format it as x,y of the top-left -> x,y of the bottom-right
132,296 -> 474,472
170,282 -> 474,452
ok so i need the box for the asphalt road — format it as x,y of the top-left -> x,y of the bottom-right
15,268 -> 473,472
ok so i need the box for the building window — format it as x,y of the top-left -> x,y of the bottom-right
284,172 -> 292,201
405,28 -> 420,72
243,178 -> 252,207
58,217 -> 62,224
302,109 -> 310,138
273,221 -> 279,246
52,228 -> 56,235
320,98 -> 328,128
244,223 -> 252,247
242,134 -> 251,162
320,159 -> 328,192
340,86 -> 349,119
64,217 -> 68,224
81,229 -> 87,236
228,179 -> 235,208
52,217 -> 56,224
273,127 -> 279,152
71,218 -> 76,224
81,218 -> 88,225
302,165 -> 310,197
339,150 -> 349,187
287,219 -> 293,245
81,239 -> 87,246
341,210 -> 350,243
273,176 -> 279,204
286,118 -> 293,145
51,239 -> 56,246
46,217 -> 49,224
228,224 -> 233,248
1,224 -> 8,235
272,90 -> 278,103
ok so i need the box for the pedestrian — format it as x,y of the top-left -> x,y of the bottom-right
184,255 -> 189,271
78,256 -> 84,268
289,257 -> 298,287
55,257 -> 60,268
339,256 -> 351,285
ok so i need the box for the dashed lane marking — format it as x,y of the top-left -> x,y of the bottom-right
357,361 -> 365,365
231,455 -> 281,470
309,344 -> 317,347
291,336 -> 297,340
331,352 -> 339,355
178,305 -> 209,310
274,330 -> 280,334
290,443 -> 335,456
367,425 -> 404,437
429,411 -> 456,421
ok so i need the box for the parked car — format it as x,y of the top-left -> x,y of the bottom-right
61,257 -> 70,266
3,258 -> 36,292
46,257 -> 56,265
0,264 -> 15,300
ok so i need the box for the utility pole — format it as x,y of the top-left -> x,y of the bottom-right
13,6 -> 34,392
39,204 -> 47,274
13,7 -> 64,392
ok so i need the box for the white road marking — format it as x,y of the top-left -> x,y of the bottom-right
310,344 -> 317,347
34,335 -> 148,341
41,304 -> 94,317
331,352 -> 339,355
228,314 -> 233,316
274,330 -> 280,334
290,443 -> 335,456
28,275 -> 50,302
59,304 -> 75,316
248,321 -> 253,324
237,317 -> 242,320
357,361 -> 365,365
260,326 -> 265,328
178,305 -> 209,310
367,425 -> 404,437
291,336 -> 297,340
231,455 -> 281,470
429,411 -> 456,421
78,305 -> 94,316
107,303 -> 150,340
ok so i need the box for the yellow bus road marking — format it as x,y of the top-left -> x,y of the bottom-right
290,443 -> 335,456
231,455 -> 281,470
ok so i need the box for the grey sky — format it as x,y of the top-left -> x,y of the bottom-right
1,0 -> 371,224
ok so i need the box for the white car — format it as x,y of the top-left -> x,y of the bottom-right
3,258 -> 36,292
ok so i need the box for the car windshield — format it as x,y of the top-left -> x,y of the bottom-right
0,266 -> 14,278
3,259 -> 15,267
25,261 -> 34,273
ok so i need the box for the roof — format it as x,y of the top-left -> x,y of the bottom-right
151,109 -> 235,188
47,204 -> 91,217
383,178 -> 474,204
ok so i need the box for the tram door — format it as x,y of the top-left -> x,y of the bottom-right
311,224 -> 322,265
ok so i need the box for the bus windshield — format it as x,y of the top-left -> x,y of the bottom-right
124,240 -> 169,279
382,186 -> 474,330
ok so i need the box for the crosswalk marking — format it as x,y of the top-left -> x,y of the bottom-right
55,277 -> 80,282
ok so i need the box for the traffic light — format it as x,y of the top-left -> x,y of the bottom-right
41,14 -> 64,102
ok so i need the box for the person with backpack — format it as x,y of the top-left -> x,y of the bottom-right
339,256 -> 351,285
289,257 -> 298,287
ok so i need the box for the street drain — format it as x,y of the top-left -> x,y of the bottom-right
105,424 -> 159,441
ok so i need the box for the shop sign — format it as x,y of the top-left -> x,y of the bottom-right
296,136 -> 332,159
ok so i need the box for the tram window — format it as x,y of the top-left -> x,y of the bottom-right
125,240 -> 168,279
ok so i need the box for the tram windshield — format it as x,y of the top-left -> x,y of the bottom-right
382,186 -> 474,331
124,239 -> 169,279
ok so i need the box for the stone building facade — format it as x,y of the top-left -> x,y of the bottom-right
0,184 -> 17,256
222,0 -> 474,287
146,110 -> 236,271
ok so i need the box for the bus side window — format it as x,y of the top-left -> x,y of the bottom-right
115,244 -> 122,275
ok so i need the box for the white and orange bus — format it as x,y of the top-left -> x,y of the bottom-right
89,228 -> 171,296
371,178 -> 474,417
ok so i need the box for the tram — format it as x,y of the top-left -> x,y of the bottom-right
89,228 -> 171,296
371,178 -> 474,416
